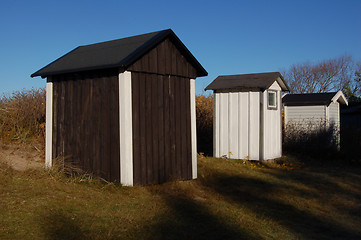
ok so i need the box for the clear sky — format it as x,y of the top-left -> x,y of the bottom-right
0,0 -> 360,95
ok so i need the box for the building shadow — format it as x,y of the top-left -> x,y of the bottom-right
199,169 -> 361,239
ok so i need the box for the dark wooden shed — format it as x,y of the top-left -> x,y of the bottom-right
31,29 -> 207,186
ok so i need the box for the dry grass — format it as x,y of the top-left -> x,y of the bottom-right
196,94 -> 213,156
0,88 -> 45,143
1,152 -> 361,240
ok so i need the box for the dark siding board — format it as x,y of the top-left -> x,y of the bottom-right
128,38 -> 197,79
132,73 -> 141,185
169,75 -> 176,180
52,80 -> 58,159
157,75 -> 165,183
184,79 -> 192,179
139,73 -> 147,185
174,77 -> 182,179
50,70 -> 120,182
110,77 -> 120,182
151,74 -> 159,184
180,78 -> 187,179
145,73 -> 153,184
163,76 -> 171,182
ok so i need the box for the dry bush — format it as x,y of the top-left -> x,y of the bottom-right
283,121 -> 339,159
0,88 -> 46,143
196,94 -> 213,156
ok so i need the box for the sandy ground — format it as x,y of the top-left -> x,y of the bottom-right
0,142 -> 44,171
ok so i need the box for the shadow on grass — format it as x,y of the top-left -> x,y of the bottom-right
40,209 -> 88,240
146,187 -> 259,240
199,169 -> 361,239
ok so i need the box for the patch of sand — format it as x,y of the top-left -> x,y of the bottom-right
0,142 -> 44,171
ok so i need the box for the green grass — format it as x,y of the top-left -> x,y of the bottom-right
1,155 -> 361,240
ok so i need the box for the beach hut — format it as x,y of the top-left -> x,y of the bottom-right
283,91 -> 348,131
31,29 -> 207,186
205,72 -> 289,160
283,91 -> 348,147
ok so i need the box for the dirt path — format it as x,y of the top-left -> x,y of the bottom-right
0,142 -> 44,171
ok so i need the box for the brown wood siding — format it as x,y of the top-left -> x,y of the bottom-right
132,72 -> 192,185
51,70 -> 120,182
128,38 -> 198,79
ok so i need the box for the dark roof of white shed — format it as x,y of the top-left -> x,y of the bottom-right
282,91 -> 348,105
205,72 -> 289,91
31,29 -> 207,78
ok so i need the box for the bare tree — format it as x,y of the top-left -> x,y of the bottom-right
283,55 -> 359,97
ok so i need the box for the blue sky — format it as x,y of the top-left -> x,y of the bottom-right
0,0 -> 360,95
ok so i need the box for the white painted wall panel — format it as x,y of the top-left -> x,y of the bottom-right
328,102 -> 339,126
213,88 -> 282,161
262,88 -> 282,160
45,81 -> 53,168
190,79 -> 197,179
249,92 -> 260,160
119,71 -> 133,186
239,92 -> 249,159
219,93 -> 229,157
285,105 -> 326,131
213,93 -> 220,157
228,92 -> 239,158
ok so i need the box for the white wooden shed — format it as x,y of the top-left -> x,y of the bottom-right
205,72 -> 290,160
283,91 -> 348,139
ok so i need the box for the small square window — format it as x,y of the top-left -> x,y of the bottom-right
268,91 -> 277,109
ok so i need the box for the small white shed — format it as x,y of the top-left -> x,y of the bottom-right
205,72 -> 290,160
283,91 -> 348,131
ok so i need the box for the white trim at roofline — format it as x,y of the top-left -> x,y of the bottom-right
119,71 -> 133,186
190,79 -> 197,179
331,90 -> 348,106
45,81 -> 53,168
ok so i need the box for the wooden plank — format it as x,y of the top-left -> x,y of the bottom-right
82,77 -> 91,172
109,75 -> 120,182
169,75 -> 176,180
174,76 -> 182,179
158,75 -> 165,183
93,76 -> 101,176
60,79 -> 66,160
151,74 -> 159,184
105,76 -> 112,181
149,48 -> 157,73
139,73 -> 147,185
145,73 -> 153,184
157,41 -> 166,75
171,44 -> 177,76
65,79 -> 73,165
52,79 -> 58,159
163,75 -> 171,181
184,78 -> 192,179
180,77 -> 187,179
132,72 -> 141,185
101,76 -> 111,180
165,39 -> 172,74
71,78 -> 78,167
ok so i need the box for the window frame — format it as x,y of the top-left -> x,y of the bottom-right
267,90 -> 277,110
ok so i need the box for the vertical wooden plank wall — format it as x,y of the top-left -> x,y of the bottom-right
129,38 -> 196,185
132,73 -> 192,185
51,70 -> 120,182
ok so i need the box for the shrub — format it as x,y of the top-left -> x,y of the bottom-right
196,94 -> 213,156
0,88 -> 46,143
283,121 -> 339,159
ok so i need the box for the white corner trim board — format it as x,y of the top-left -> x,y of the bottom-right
119,71 -> 133,186
190,79 -> 197,179
45,81 -> 53,168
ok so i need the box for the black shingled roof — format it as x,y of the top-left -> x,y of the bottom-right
282,92 -> 338,105
205,72 -> 289,91
31,29 -> 207,78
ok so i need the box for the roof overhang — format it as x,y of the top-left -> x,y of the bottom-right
331,90 -> 348,106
